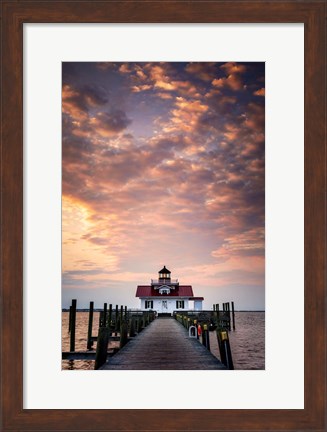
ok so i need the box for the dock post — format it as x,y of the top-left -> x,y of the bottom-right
103,303 -> 107,327
87,301 -> 94,350
137,315 -> 142,333
94,327 -> 110,369
120,305 -> 124,330
108,304 -> 112,330
70,299 -> 77,352
217,330 -> 234,370
226,302 -> 231,330
215,304 -> 220,328
129,315 -> 136,337
120,307 -> 128,349
68,306 -> 72,333
202,323 -> 210,351
231,301 -> 236,330
115,305 -> 119,335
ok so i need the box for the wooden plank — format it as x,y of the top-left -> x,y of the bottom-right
101,318 -> 226,370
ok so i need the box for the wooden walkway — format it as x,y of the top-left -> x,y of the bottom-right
101,318 -> 226,370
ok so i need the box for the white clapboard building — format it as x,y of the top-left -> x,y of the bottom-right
135,266 -> 204,315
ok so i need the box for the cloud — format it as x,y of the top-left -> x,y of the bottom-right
243,102 -> 265,131
156,92 -> 174,100
254,88 -> 265,96
62,84 -> 108,120
119,63 -> 133,74
89,110 -> 132,137
211,228 -> 264,260
160,96 -> 209,133
211,62 -> 247,91
131,84 -> 152,93
212,74 -> 244,91
146,64 -> 199,96
185,62 -> 217,82
220,62 -> 247,75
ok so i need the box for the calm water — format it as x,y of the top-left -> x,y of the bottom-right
62,311 -> 265,370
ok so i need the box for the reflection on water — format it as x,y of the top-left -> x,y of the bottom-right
62,311 -> 265,370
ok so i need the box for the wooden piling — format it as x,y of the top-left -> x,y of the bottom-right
217,329 -> 234,370
215,304 -> 220,328
68,306 -> 72,333
94,327 -> 110,370
115,305 -> 119,335
226,302 -> 231,330
103,303 -> 107,327
202,323 -> 210,351
129,316 -> 136,338
120,321 -> 128,349
70,299 -> 77,352
231,301 -> 235,330
108,304 -> 112,329
137,316 -> 142,333
87,301 -> 94,350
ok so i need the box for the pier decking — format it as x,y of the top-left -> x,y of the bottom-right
100,317 -> 226,370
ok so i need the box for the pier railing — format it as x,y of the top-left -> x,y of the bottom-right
63,300 -> 235,370
174,302 -> 235,369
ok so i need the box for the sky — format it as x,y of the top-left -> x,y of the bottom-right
62,62 -> 265,310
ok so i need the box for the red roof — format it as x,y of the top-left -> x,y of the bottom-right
136,285 -> 194,297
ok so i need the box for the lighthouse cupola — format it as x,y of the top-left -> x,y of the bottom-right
158,265 -> 171,283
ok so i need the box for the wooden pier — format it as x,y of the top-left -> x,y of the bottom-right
100,317 -> 226,370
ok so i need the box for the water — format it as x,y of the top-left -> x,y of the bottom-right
62,311 -> 265,370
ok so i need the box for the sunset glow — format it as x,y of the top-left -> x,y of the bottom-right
62,62 -> 265,310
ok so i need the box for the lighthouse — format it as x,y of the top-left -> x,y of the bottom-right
135,266 -> 204,315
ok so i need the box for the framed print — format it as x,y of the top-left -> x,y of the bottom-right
1,1 -> 325,431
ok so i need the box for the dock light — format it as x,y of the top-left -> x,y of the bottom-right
220,331 -> 228,341
203,324 -> 208,331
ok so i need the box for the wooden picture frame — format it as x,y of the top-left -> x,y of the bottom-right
1,1 -> 325,431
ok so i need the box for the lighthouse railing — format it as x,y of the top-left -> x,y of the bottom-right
151,278 -> 178,284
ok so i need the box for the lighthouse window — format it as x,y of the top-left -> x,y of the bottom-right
145,300 -> 153,309
176,301 -> 184,309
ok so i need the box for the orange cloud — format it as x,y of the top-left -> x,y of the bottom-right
185,62 -> 217,82
212,74 -> 243,91
221,62 -> 247,75
254,88 -> 265,96
131,84 -> 152,93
